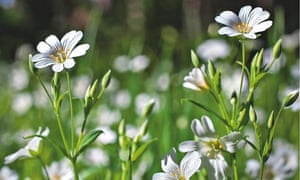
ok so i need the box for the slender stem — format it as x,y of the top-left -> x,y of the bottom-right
232,154 -> 239,180
37,156 -> 50,180
236,39 -> 246,121
55,108 -> 69,154
35,74 -> 54,109
66,72 -> 75,154
71,158 -> 79,180
258,156 -> 265,180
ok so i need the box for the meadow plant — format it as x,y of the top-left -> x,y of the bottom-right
3,4 -> 299,180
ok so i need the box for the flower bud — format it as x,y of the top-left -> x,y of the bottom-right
267,111 -> 275,129
283,90 -> 299,107
28,54 -> 37,75
142,99 -> 155,117
191,50 -> 200,67
272,39 -> 282,59
249,105 -> 257,123
134,120 -> 149,143
101,70 -> 111,89
230,91 -> 237,105
207,60 -> 216,79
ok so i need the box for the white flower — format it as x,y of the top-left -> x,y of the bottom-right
96,126 -> 117,144
9,66 -> 29,91
152,148 -> 201,180
222,68 -> 247,97
0,166 -> 18,180
215,5 -> 272,39
84,148 -> 109,166
196,39 -> 230,60
73,75 -> 91,98
246,139 -> 298,180
47,159 -> 74,180
32,30 -> 90,72
179,116 -> 242,180
111,89 -> 132,109
5,127 -> 50,164
183,66 -> 209,91
113,55 -> 131,73
11,92 -> 33,115
135,93 -> 160,115
129,55 -> 150,72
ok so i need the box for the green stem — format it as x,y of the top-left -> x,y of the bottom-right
37,156 -> 50,180
236,39 -> 246,121
66,72 -> 75,154
258,156 -> 265,180
232,154 -> 239,180
55,108 -> 69,154
71,158 -> 79,180
35,74 -> 54,109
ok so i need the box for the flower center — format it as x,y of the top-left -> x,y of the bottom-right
206,140 -> 224,158
171,169 -> 186,180
236,22 -> 253,33
50,48 -> 70,63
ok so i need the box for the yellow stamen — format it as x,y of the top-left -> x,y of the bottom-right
50,48 -> 70,63
236,22 -> 253,33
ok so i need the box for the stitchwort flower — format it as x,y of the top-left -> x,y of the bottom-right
183,66 -> 209,91
179,116 -> 242,179
32,30 -> 90,72
152,148 -> 201,180
215,5 -> 272,39
4,127 -> 49,164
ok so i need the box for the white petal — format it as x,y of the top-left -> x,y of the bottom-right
218,27 -> 240,36
37,41 -> 51,53
161,152 -> 179,173
179,141 -> 198,153
180,152 -> 201,178
252,21 -> 272,33
191,116 -> 215,138
243,33 -> 257,39
45,35 -> 61,49
34,59 -> 55,68
246,159 -> 260,178
183,82 -> 201,91
61,30 -> 77,46
248,11 -> 270,26
62,31 -> 83,51
32,53 -> 51,62
238,5 -> 252,22
52,63 -> 64,72
152,172 -> 174,180
64,58 -> 75,69
4,149 -> 30,164
215,11 -> 239,26
69,44 -> 90,58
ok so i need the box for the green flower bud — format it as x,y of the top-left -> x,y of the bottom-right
118,119 -> 125,136
134,120 -> 149,143
267,111 -> 275,129
191,50 -> 200,67
207,60 -> 216,79
101,70 -> 111,89
272,39 -> 282,59
142,99 -> 155,117
230,91 -> 237,105
249,105 -> 257,123
28,54 -> 37,75
283,90 -> 299,107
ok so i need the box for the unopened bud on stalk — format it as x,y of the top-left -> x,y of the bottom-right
267,111 -> 275,129
101,70 -> 111,89
249,105 -> 257,123
230,91 -> 237,105
191,50 -> 199,67
272,39 -> 282,60
118,119 -> 125,136
283,90 -> 299,107
134,119 -> 149,143
207,60 -> 216,78
142,99 -> 155,117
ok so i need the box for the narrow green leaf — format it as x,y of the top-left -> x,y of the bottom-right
131,138 -> 157,162
191,50 -> 200,67
77,130 -> 103,155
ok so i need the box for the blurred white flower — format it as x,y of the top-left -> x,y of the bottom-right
15,43 -> 33,61
84,148 -> 109,166
106,77 -> 120,92
96,126 -> 117,144
96,105 -> 121,126
113,55 -> 131,73
72,75 -> 91,98
47,159 -> 74,180
282,29 -> 299,49
152,148 -> 201,180
179,116 -> 242,179
222,69 -> 247,97
196,39 -> 230,60
135,93 -> 160,115
5,127 -> 49,164
290,59 -> 300,81
183,66 -> 208,91
0,166 -> 18,180
129,55 -> 150,72
9,67 -> 29,91
32,30 -> 90,72
12,92 -> 33,115
125,124 -> 150,141
32,86 -> 49,108
157,73 -> 170,91
111,89 -> 131,109
246,139 -> 298,180
215,5 -> 272,39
